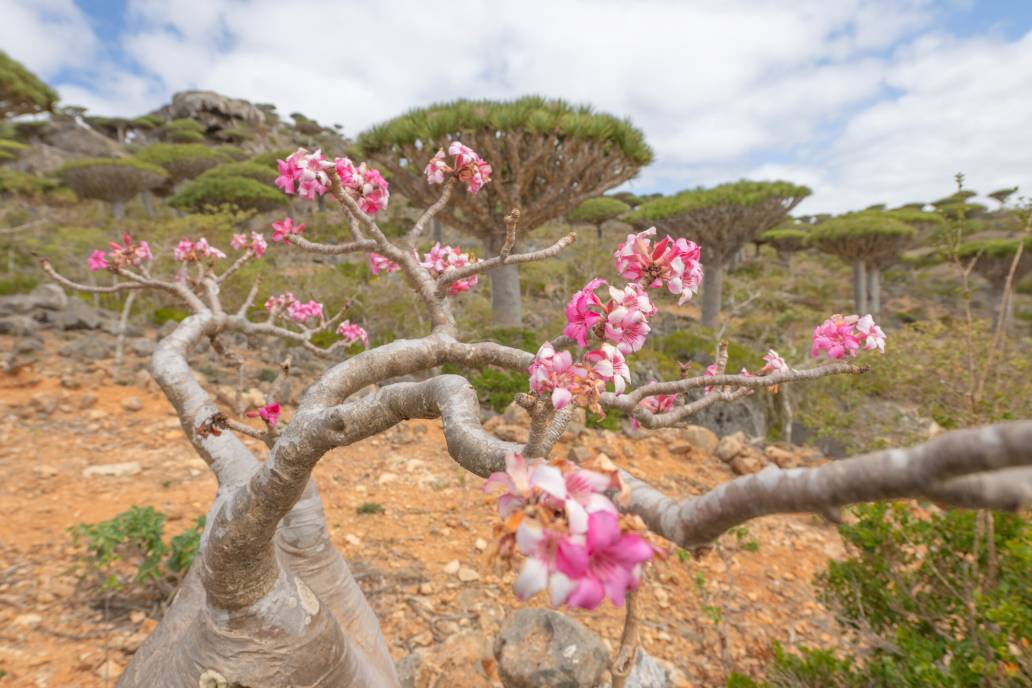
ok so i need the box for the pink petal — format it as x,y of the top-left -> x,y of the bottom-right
555,539 -> 590,578
586,511 -> 621,551
566,577 -> 605,610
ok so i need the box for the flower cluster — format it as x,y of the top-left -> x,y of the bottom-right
368,252 -> 400,275
629,389 -> 678,430
564,280 -> 655,353
424,141 -> 492,195
420,242 -> 478,295
811,314 -> 886,360
230,232 -> 267,258
173,238 -> 226,264
87,233 -> 152,272
335,158 -> 390,215
336,320 -> 369,347
246,403 -> 281,428
484,453 -> 653,610
271,218 -> 304,244
528,343 -> 605,412
265,292 -> 326,324
275,148 -> 331,200
614,227 -> 703,305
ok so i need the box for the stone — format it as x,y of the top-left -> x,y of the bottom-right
567,445 -> 592,463
443,559 -> 461,575
502,400 -> 531,425
166,90 -> 268,127
377,472 -> 398,485
622,648 -> 672,688
715,432 -> 746,462
493,423 -> 528,443
59,336 -> 113,361
458,566 -> 480,582
474,537 -> 488,551
14,613 -> 43,626
495,608 -> 609,688
0,315 -> 38,336
0,284 -> 67,314
83,462 -> 142,478
130,338 -> 156,357
79,393 -> 99,409
680,425 -> 719,453
35,464 -> 58,478
730,453 -> 764,476
49,299 -> 104,331
764,445 -> 799,469
95,658 -> 123,681
344,533 -> 362,546
121,396 -> 143,412
691,395 -> 766,438
398,631 -> 495,688
30,393 -> 59,416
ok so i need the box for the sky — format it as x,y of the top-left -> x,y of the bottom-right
3,0 -> 1032,214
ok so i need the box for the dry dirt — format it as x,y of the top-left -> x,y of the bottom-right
0,334 -> 850,687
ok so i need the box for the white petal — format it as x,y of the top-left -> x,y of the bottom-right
530,465 -> 568,499
514,557 -> 549,600
549,571 -> 577,607
516,521 -> 544,555
565,499 -> 588,534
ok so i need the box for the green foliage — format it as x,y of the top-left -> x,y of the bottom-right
956,236 -> 1032,259
467,367 -> 530,413
58,157 -> 168,204
131,114 -> 165,130
0,274 -> 39,295
170,174 -> 287,213
135,143 -> 232,183
629,180 -> 812,223
0,49 -> 58,118
747,505 -> 1032,687
249,149 -> 295,167
567,196 -> 631,224
0,137 -> 28,161
161,118 -> 206,143
356,502 -> 385,515
198,160 -> 278,185
0,169 -> 59,199
152,307 -> 189,326
69,507 -> 205,593
358,95 -> 653,165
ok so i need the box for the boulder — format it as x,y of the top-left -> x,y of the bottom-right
715,432 -> 747,462
59,336 -> 113,361
48,299 -> 104,331
730,452 -> 765,475
690,395 -> 766,438
764,445 -> 799,469
621,648 -> 672,688
0,284 -> 68,314
0,315 -> 39,336
166,90 -> 267,127
495,608 -> 609,688
680,425 -> 719,453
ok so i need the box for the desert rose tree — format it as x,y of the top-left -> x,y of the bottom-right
41,145 -> 1032,687
357,96 -> 653,325
629,181 -> 811,327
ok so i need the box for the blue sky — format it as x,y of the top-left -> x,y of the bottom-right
4,0 -> 1032,213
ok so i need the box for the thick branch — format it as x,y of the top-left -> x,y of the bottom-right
623,421 -> 1032,549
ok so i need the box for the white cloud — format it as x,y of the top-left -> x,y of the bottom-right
4,0 -> 1031,214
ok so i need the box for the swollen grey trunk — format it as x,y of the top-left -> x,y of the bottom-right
487,235 -> 523,326
112,200 -> 126,219
867,265 -> 881,316
141,191 -> 155,219
852,261 -> 867,314
701,261 -> 724,328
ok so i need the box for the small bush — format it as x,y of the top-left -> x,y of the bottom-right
152,307 -> 189,326
0,274 -> 39,295
356,502 -> 385,515
170,175 -> 288,213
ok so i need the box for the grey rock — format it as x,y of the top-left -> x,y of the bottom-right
623,649 -> 671,688
130,338 -> 156,357
0,284 -> 68,314
715,432 -> 747,462
0,315 -> 39,336
83,462 -> 142,478
49,299 -> 103,331
690,394 -> 766,438
121,396 -> 143,412
680,425 -> 719,453
495,608 -> 609,688
59,337 -> 113,361
166,90 -> 267,127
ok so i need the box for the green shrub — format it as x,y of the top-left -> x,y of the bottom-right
170,174 -> 287,213
69,507 -> 206,594
567,196 -> 630,224
198,161 -> 278,185
0,274 -> 39,295
135,143 -> 233,183
743,505 -> 1032,687
152,307 -> 189,326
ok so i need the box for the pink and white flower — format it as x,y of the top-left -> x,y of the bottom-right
563,278 -> 607,347
247,403 -> 281,427
335,157 -> 390,214
336,320 -> 369,347
271,217 -> 304,243
856,314 -> 886,353
286,299 -> 324,323
232,232 -> 267,257
173,237 -> 225,264
583,344 -> 631,394
810,314 -> 885,360
424,150 -> 450,185
420,242 -> 478,294
265,292 -> 296,313
555,511 -> 654,610
87,249 -> 108,272
369,252 -> 400,275
760,349 -> 789,375
424,142 -> 492,195
614,227 -> 703,304
603,305 -> 651,354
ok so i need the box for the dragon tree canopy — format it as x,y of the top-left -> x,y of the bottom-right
0,50 -> 58,119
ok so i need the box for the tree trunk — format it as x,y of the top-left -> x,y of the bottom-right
867,265 -> 881,317
112,200 -> 126,219
994,285 -> 1015,335
701,261 -> 724,328
431,218 -> 443,244
487,236 -> 522,326
852,261 -> 867,314
141,191 -> 155,219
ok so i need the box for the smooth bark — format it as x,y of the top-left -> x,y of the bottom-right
852,260 -> 867,314
488,260 -> 523,326
701,261 -> 724,328
868,264 -> 882,316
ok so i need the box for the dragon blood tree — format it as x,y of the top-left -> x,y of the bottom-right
58,157 -> 169,219
757,222 -> 808,268
567,195 -> 632,239
0,49 -> 57,119
628,181 -> 811,327
809,212 -> 918,316
356,96 -> 653,326
41,144 -> 1032,687
956,236 -> 1032,330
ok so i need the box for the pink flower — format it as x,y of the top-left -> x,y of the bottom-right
424,149 -> 450,185
631,387 -> 679,429
856,314 -> 886,353
369,252 -> 400,275
556,511 -> 654,610
231,233 -> 247,250
483,452 -> 533,517
528,343 -> 576,411
614,227 -> 703,304
135,241 -> 152,264
265,292 -> 296,313
336,320 -> 369,347
564,278 -> 607,347
443,141 -> 492,195
811,314 -> 863,360
286,299 -> 324,323
583,344 -> 631,394
87,249 -> 108,272
248,232 -> 267,258
173,239 -> 193,262
607,283 -> 657,319
101,233 -> 151,270
173,237 -> 224,263
271,217 -> 304,244
760,349 -> 789,375
420,243 -> 478,294
335,157 -> 390,214
274,148 -> 332,199
603,305 -> 651,354
275,155 -> 301,195
247,403 -> 281,427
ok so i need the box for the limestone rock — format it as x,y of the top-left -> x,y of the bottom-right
680,425 -> 719,453
83,462 -> 142,478
166,90 -> 267,127
764,445 -> 799,469
121,396 -> 143,412
495,608 -> 609,688
715,431 -> 747,462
